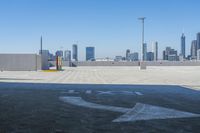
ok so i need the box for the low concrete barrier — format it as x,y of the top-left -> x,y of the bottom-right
49,61 -> 200,67
0,54 -> 41,71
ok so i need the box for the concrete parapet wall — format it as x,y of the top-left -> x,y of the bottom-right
73,61 -> 139,66
49,61 -> 139,67
49,61 -> 200,67
147,61 -> 200,66
0,54 -> 41,71
50,61 -> 200,66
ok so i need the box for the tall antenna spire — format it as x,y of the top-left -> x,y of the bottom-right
182,28 -> 185,35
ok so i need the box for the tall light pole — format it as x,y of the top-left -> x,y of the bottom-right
40,36 -> 43,55
138,17 -> 146,61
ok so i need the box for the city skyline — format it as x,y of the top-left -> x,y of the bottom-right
1,0 -> 200,60
41,31 -> 200,61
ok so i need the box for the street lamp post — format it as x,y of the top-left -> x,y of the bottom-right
40,36 -> 43,55
138,17 -> 146,61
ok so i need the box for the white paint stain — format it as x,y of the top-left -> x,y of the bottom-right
68,90 -> 75,93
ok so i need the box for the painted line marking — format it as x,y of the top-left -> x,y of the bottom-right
97,91 -> 114,95
135,91 -> 143,96
68,90 -> 75,93
86,90 -> 92,94
60,96 -> 130,113
97,91 -> 136,95
61,90 -> 79,94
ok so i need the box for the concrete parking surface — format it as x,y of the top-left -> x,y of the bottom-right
0,66 -> 200,132
0,66 -> 200,89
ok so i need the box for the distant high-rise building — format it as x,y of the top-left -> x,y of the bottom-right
163,51 -> 166,60
48,53 -> 55,61
142,43 -> 147,61
86,47 -> 95,61
181,33 -> 186,58
163,47 -> 178,61
55,50 -> 63,57
114,56 -> 123,62
147,52 -> 154,61
197,49 -> 200,60
191,40 -> 197,59
197,32 -> 200,50
64,50 -> 71,61
126,49 -> 131,61
168,54 -> 178,61
72,44 -> 78,61
129,52 -> 139,61
152,42 -> 158,61
163,47 -> 169,60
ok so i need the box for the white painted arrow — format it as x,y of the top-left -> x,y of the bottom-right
59,96 -> 130,113
59,96 -> 200,122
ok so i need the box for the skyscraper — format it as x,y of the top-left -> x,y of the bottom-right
143,43 -> 147,61
181,33 -> 186,58
152,42 -> 158,61
197,49 -> 200,60
126,49 -> 130,61
55,50 -> 63,58
129,52 -> 139,61
86,47 -> 95,61
114,56 -> 123,62
147,52 -> 154,61
163,51 -> 166,60
163,47 -> 178,61
72,44 -> 78,61
190,40 -> 197,59
64,50 -> 71,61
197,32 -> 200,50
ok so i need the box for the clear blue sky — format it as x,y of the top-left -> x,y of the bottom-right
0,0 -> 200,60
